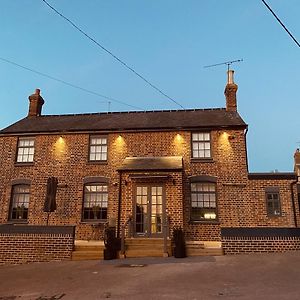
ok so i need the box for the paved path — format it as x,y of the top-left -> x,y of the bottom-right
0,252 -> 300,299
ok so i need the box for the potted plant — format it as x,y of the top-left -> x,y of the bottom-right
172,227 -> 186,258
103,226 -> 120,260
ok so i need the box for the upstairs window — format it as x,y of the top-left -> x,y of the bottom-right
83,184 -> 108,221
192,133 -> 211,159
16,137 -> 35,163
191,182 -> 217,221
266,188 -> 281,216
10,185 -> 30,221
89,136 -> 107,162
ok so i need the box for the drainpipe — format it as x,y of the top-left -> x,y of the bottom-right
117,171 -> 122,238
290,180 -> 298,228
244,127 -> 249,174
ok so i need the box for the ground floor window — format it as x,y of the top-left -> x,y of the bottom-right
191,182 -> 217,221
83,184 -> 108,220
10,185 -> 30,221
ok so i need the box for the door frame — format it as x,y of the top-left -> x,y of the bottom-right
133,183 -> 166,238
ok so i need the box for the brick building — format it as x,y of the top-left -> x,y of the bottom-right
0,70 -> 299,260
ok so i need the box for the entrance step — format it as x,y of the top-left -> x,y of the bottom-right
125,238 -> 172,258
186,241 -> 223,256
72,240 -> 104,261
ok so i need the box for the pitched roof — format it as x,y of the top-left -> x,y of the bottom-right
0,108 -> 247,134
118,156 -> 183,171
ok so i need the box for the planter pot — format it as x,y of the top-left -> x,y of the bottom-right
103,248 -> 117,260
174,245 -> 186,258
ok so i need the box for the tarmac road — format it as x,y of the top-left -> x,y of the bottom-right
0,252 -> 300,300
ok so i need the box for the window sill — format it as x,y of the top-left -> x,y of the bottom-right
189,220 -> 220,225
191,158 -> 214,163
14,162 -> 34,167
87,161 -> 108,165
6,220 -> 29,225
80,220 -> 107,225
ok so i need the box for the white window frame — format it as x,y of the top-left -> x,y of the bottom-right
89,136 -> 108,162
16,137 -> 35,163
192,132 -> 211,159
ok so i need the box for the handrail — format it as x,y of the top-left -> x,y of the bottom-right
120,215 -> 132,256
163,215 -> 170,256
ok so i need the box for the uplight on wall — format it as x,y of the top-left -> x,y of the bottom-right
114,134 -> 126,154
173,133 -> 185,155
53,136 -> 67,160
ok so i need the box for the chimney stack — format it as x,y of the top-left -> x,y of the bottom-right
28,89 -> 44,117
224,70 -> 238,111
294,149 -> 300,178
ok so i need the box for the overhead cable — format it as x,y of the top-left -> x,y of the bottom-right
0,56 -> 145,111
261,0 -> 300,48
41,0 -> 185,109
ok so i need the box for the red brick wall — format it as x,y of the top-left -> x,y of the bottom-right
246,179 -> 298,227
222,237 -> 300,255
0,128 -> 297,243
0,232 -> 74,264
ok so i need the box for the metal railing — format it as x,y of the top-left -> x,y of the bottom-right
120,215 -> 133,256
163,215 -> 171,256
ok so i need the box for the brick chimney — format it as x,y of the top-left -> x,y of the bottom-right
294,149 -> 300,178
224,70 -> 238,111
28,89 -> 44,117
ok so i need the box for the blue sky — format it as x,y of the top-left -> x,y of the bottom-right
0,0 -> 299,172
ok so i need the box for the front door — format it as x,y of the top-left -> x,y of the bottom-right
134,185 -> 164,237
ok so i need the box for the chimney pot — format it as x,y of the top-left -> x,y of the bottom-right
227,70 -> 234,84
225,70 -> 238,112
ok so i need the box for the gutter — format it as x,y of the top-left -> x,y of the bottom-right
244,127 -> 249,173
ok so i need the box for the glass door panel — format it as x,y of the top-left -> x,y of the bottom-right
151,186 -> 163,234
135,185 -> 164,237
135,186 -> 148,234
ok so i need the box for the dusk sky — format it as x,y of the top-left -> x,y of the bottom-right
0,0 -> 299,172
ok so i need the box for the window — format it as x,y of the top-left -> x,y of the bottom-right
10,185 -> 30,221
16,137 -> 35,163
89,136 -> 107,161
192,132 -> 211,159
191,182 -> 217,221
83,184 -> 108,220
266,191 -> 281,216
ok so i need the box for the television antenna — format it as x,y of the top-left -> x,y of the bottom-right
204,59 -> 243,71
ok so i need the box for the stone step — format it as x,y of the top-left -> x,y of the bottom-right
186,248 -> 224,256
125,238 -> 170,245
75,245 -> 104,252
125,249 -> 172,258
72,250 -> 104,261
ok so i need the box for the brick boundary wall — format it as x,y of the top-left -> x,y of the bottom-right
221,228 -> 300,255
0,225 -> 75,264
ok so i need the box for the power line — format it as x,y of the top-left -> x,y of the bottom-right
41,0 -> 185,109
261,0 -> 300,48
0,56 -> 145,111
